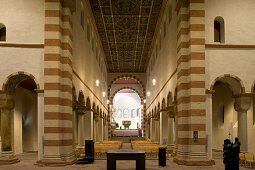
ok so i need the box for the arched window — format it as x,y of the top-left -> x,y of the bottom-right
0,24 -> 6,41
81,3 -> 84,29
214,16 -> 225,43
117,109 -> 122,118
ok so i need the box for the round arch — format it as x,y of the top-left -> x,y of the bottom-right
86,96 -> 91,109
108,75 -> 146,99
161,98 -> 166,110
2,71 -> 40,93
110,86 -> 143,104
167,91 -> 173,107
78,91 -> 85,105
210,74 -> 245,95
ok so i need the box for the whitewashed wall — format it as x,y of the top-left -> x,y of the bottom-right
113,93 -> 141,129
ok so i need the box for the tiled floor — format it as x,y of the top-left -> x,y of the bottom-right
0,145 -> 249,170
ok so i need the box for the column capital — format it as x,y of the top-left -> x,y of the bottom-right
234,96 -> 251,112
0,93 -> 14,109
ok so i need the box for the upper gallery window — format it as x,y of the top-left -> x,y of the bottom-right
214,16 -> 225,43
0,24 -> 6,41
117,109 -> 122,118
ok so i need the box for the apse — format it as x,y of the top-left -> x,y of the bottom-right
112,90 -> 141,129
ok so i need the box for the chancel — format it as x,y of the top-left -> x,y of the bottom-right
0,0 -> 255,169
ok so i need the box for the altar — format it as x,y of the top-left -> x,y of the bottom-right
112,129 -> 139,137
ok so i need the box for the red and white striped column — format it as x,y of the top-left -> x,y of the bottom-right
38,0 -> 75,166
174,0 -> 214,165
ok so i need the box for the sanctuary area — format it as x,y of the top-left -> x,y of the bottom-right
0,0 -> 254,169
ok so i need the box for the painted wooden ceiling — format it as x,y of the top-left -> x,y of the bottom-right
89,0 -> 163,72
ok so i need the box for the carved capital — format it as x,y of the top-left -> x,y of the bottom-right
234,96 -> 251,112
0,93 -> 14,109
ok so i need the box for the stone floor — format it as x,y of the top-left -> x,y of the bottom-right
0,144 -> 250,170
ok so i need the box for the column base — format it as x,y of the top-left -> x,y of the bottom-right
36,158 -> 76,167
173,157 -> 215,166
0,151 -> 20,165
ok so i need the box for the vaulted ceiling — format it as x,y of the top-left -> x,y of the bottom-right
89,0 -> 164,73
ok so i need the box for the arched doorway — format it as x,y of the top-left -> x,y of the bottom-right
111,88 -> 142,138
1,73 -> 40,157
210,75 -> 249,154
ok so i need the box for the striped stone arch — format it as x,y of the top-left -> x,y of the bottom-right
2,71 -> 40,93
110,86 -> 143,104
209,74 -> 245,95
107,74 -> 146,100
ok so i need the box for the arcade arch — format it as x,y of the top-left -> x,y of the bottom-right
210,75 -> 250,153
0,72 -> 40,159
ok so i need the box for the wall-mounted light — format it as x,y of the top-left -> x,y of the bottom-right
107,100 -> 110,104
102,92 -> 106,97
152,79 -> 156,85
147,91 -> 150,97
96,80 -> 100,86
143,99 -> 146,104
109,104 -> 112,109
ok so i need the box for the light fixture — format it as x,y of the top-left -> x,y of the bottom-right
96,80 -> 100,86
109,104 -> 112,109
143,99 -> 146,104
107,100 -> 109,104
147,91 -> 150,97
102,92 -> 106,97
152,79 -> 156,85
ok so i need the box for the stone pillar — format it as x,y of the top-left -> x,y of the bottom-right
168,115 -> 174,145
1,109 -> 12,153
206,91 -> 213,159
84,111 -> 93,140
36,90 -> 44,160
150,118 -> 154,141
77,114 -> 85,146
99,118 -> 103,142
40,0 -> 75,166
155,118 -> 160,143
234,96 -> 251,152
72,111 -> 78,148
0,92 -> 19,164
160,111 -> 168,145
174,0 -> 214,165
103,119 -> 108,141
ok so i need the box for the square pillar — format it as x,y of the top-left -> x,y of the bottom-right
174,0 -> 214,165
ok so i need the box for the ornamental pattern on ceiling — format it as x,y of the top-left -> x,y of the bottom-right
89,0 -> 163,72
